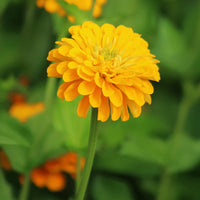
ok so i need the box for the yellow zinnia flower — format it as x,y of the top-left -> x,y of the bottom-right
47,21 -> 160,122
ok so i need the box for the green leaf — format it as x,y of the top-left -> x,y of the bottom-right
167,134 -> 200,173
0,168 -> 13,200
94,152 -> 161,177
0,0 -> 10,17
183,3 -> 200,78
53,96 -> 90,151
92,175 -> 134,200
0,112 -> 31,146
22,12 -> 53,80
152,18 -> 189,77
0,31 -> 20,75
120,134 -> 167,165
24,111 -> 66,170
2,111 -> 66,173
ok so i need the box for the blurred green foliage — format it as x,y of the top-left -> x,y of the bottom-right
0,0 -> 200,200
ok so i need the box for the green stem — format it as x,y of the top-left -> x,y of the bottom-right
19,172 -> 31,200
44,78 -> 57,108
156,81 -> 196,200
76,108 -> 99,200
76,152 -> 82,195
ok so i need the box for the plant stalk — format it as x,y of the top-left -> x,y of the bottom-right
76,108 -> 99,200
19,172 -> 31,200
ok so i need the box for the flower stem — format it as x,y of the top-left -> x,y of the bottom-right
44,78 -> 57,108
19,172 -> 31,200
156,81 -> 198,200
76,152 -> 82,195
76,108 -> 99,200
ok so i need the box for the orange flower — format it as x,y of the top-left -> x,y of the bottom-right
29,152 -> 85,191
59,152 -> 85,175
9,102 -> 45,123
36,0 -> 66,17
92,0 -> 107,18
0,151 -> 12,170
47,21 -> 160,122
36,0 -> 107,20
31,168 -> 66,191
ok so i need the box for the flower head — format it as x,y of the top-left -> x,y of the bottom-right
47,21 -> 160,122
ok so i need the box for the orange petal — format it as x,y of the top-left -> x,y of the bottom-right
109,86 -> 123,107
46,173 -> 66,191
57,61 -> 69,74
63,69 -> 80,82
97,95 -> 110,122
121,97 -> 129,121
57,82 -> 71,100
127,99 -> 141,118
77,67 -> 94,81
58,45 -> 71,56
102,82 -> 122,107
64,81 -> 80,101
47,63 -> 61,77
133,78 -> 154,94
68,61 -> 80,69
31,168 -> 48,188
89,87 -> 102,107
118,85 -> 145,106
102,81 -> 113,97
94,72 -> 104,87
47,49 -> 60,62
110,103 -> 121,121
144,94 -> 152,104
78,81 -> 96,95
77,96 -> 90,118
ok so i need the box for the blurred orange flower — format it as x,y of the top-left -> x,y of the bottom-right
36,0 -> 107,20
31,168 -> 66,191
47,21 -> 160,122
29,152 -> 85,191
9,102 -> 45,123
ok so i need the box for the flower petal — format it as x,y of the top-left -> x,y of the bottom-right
64,81 -> 80,101
57,82 -> 70,100
63,69 -> 80,82
118,85 -> 145,106
78,81 -> 96,95
121,97 -> 129,121
57,61 -> 69,74
97,95 -> 110,122
47,63 -> 61,77
77,67 -> 93,81
89,86 -> 102,107
110,103 -> 121,121
77,96 -> 90,118
94,72 -> 104,88
127,99 -> 141,118
144,94 -> 152,104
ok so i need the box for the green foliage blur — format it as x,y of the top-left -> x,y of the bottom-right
0,0 -> 200,200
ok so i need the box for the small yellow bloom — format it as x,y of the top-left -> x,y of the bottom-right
47,21 -> 160,122
9,102 -> 45,123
